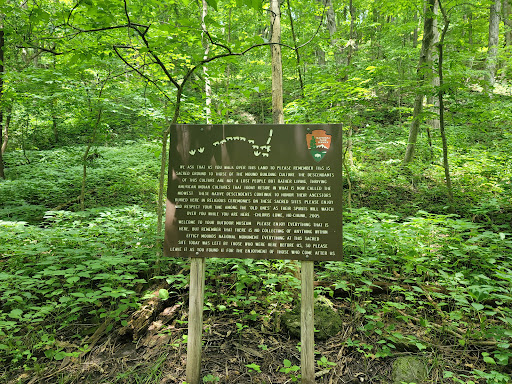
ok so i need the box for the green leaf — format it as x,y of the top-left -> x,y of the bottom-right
159,289 -> 170,300
8,309 -> 23,319
54,351 -> 67,361
245,363 -> 261,372
443,371 -> 454,378
415,342 -> 427,351
471,302 -> 485,311
482,352 -> 496,365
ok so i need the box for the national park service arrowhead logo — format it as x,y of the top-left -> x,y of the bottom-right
306,129 -> 331,162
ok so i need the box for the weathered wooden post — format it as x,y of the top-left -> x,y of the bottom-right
185,257 -> 206,384
301,260 -> 315,384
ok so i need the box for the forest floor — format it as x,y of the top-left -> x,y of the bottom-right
7,282 -> 504,384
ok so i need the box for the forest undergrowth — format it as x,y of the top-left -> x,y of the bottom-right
1,120 -> 512,383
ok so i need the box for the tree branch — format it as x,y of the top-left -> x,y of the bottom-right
124,0 -> 131,26
67,0 -> 83,26
127,24 -> 181,89
15,44 -> 69,56
113,45 -> 171,101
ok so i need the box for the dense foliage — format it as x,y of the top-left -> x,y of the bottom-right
1,0 -> 512,383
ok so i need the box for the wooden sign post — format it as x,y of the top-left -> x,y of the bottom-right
164,124 -> 342,384
301,260 -> 315,384
185,257 -> 206,384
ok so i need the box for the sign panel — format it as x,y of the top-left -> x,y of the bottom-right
164,124 -> 342,261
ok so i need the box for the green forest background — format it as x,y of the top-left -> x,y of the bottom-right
0,0 -> 511,383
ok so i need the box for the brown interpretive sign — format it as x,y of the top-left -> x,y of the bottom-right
164,124 -> 342,261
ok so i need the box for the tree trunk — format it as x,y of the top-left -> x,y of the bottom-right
286,0 -> 305,97
314,0 -> 331,66
0,26 -> 4,179
487,0 -> 502,91
504,0 -> 512,45
224,8 -> 232,118
412,12 -> 419,48
403,0 -> 436,164
324,0 -> 340,63
468,10 -> 473,45
201,0 -> 212,124
51,57 -> 59,145
347,0 -> 356,67
502,0 -> 511,79
270,0 -> 284,124
427,0 -> 440,162
437,0 -> 454,211
156,87 -> 183,269
80,76 -> 108,211
2,110 -> 11,156
325,0 -> 337,40
347,126 -> 354,167
0,130 -> 4,179
316,48 -> 326,65
370,9 -> 381,60
21,116 -> 30,164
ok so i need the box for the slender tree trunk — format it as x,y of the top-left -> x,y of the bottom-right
51,57 -> 59,145
316,48 -> 326,65
427,0 -> 440,162
412,12 -> 419,48
201,0 -> 212,123
347,0 -> 356,67
81,77 -> 108,211
21,116 -> 30,164
468,10 -> 474,45
504,0 -> 512,45
324,0 -> 340,63
397,57 -> 404,129
437,0 -> 454,211
156,88 -> 183,257
270,0 -> 284,124
224,8 -> 232,118
343,145 -> 353,212
370,9 -> 381,60
2,110 -> 11,155
425,122 -> 434,164
0,26 -> 4,179
487,0 -> 502,91
502,0 -> 511,79
286,0 -> 305,97
155,128 -> 169,272
314,0 -> 328,66
347,126 -> 354,167
403,0 -> 436,164
0,129 -> 3,179
325,0 -> 337,40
